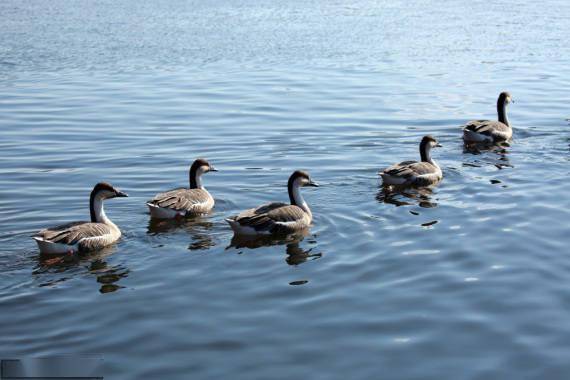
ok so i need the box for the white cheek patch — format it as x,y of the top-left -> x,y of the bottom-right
194,166 -> 209,189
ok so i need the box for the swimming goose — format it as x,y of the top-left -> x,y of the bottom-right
147,158 -> 217,219
226,170 -> 319,236
380,135 -> 443,187
33,182 -> 128,255
463,91 -> 514,143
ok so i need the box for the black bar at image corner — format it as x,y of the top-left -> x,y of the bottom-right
1,357 -> 103,379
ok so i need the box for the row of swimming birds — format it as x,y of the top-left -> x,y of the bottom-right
33,91 -> 514,255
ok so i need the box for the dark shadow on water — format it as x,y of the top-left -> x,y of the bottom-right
147,216 -> 217,251
147,216 -> 213,235
462,142 -> 513,169
376,186 -> 437,208
227,229 -> 322,266
463,140 -> 511,154
285,241 -> 322,266
33,246 -> 128,293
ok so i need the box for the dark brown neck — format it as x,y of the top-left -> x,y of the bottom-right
89,191 -> 98,222
497,98 -> 509,126
420,140 -> 430,162
189,166 -> 198,189
288,176 -> 297,205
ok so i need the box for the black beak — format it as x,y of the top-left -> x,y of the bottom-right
435,143 -> 443,147
307,181 -> 319,187
209,166 -> 219,172
115,191 -> 129,198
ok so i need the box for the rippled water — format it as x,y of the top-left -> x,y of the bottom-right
1,0 -> 570,378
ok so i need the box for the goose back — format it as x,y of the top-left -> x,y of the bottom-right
147,188 -> 214,216
382,161 -> 442,186
34,221 -> 120,253
227,202 -> 311,235
463,120 -> 512,142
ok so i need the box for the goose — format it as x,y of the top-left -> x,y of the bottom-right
226,170 -> 319,236
463,91 -> 514,143
380,135 -> 443,187
147,158 -> 217,219
33,182 -> 128,255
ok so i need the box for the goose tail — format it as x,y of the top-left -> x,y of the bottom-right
463,129 -> 491,143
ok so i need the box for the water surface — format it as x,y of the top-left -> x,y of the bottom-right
1,1 -> 570,379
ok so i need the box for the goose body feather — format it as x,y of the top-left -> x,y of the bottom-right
463,120 -> 512,143
147,188 -> 214,218
380,135 -> 443,187
381,161 -> 442,186
33,221 -> 121,254
32,182 -> 127,255
226,202 -> 311,236
147,159 -> 217,219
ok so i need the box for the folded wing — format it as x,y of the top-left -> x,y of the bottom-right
36,221 -> 112,243
232,202 -> 309,234
148,188 -> 212,213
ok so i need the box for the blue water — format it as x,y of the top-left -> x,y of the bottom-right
1,1 -> 570,378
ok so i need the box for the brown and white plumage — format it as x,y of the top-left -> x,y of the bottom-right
226,170 -> 319,236
380,135 -> 443,187
33,182 -> 128,255
463,92 -> 513,143
147,158 -> 217,219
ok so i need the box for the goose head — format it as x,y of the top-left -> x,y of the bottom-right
499,91 -> 514,105
497,92 -> 513,126
189,158 -> 217,189
419,135 -> 442,163
191,158 -> 218,174
289,170 -> 319,189
91,182 -> 129,200
421,135 -> 442,149
288,170 -> 318,213
89,182 -> 128,224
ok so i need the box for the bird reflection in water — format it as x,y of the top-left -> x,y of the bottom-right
463,143 -> 513,170
34,246 -> 128,293
285,241 -> 322,265
464,140 -> 510,153
147,217 -> 217,251
376,186 -> 437,208
227,229 -> 322,266
91,260 -> 129,293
